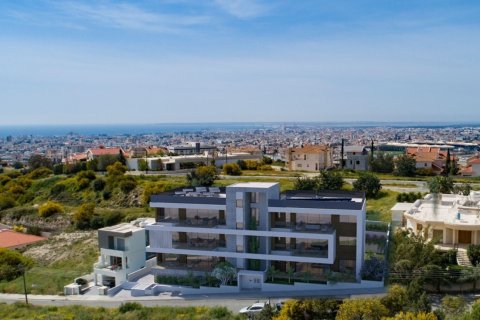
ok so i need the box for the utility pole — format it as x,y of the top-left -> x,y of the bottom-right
18,264 -> 28,305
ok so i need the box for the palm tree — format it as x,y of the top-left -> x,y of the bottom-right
267,265 -> 280,282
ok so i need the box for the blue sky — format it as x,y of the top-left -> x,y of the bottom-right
1,0 -> 479,125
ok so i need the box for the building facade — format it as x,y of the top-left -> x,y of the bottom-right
344,146 -> 369,171
93,223 -> 147,288
285,145 -> 333,171
399,191 -> 480,245
146,182 -> 366,290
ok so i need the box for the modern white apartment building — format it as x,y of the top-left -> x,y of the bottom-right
398,191 -> 480,245
93,223 -> 147,288
146,182 -> 366,290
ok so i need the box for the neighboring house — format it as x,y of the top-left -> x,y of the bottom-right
93,223 -> 147,288
63,152 -> 88,164
86,146 -> 125,161
127,146 -> 167,158
344,146 -> 369,171
167,142 -> 217,156
398,191 -> 480,245
461,155 -> 480,177
126,152 -> 262,171
0,230 -> 46,249
147,182 -> 366,291
406,146 -> 455,175
285,145 -> 333,171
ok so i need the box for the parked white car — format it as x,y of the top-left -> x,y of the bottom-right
239,302 -> 267,315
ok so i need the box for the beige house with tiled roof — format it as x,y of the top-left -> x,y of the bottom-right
285,145 -> 333,171
461,155 -> 480,177
406,146 -> 456,174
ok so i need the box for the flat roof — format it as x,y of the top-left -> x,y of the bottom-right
228,182 -> 278,189
99,223 -> 143,234
391,203 -> 414,211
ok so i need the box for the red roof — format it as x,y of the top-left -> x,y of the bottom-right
88,147 -> 123,156
0,230 -> 46,249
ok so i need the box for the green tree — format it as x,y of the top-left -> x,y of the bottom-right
383,312 -> 438,320
97,155 -> 119,171
0,194 -> 16,210
12,161 -> 24,169
28,154 -> 53,170
454,183 -> 472,196
119,177 -> 138,193
186,166 -> 218,187
444,149 -> 451,176
267,265 -> 280,282
395,155 -> 417,177
353,172 -> 382,198
428,176 -> 454,194
318,170 -> 344,190
107,162 -> 127,176
211,261 -> 236,286
370,152 -> 395,173
293,176 -> 317,190
0,248 -> 33,281
336,298 -> 389,320
138,159 -> 149,172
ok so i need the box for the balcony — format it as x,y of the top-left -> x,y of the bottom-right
94,262 -> 124,271
271,222 -> 334,234
173,239 -> 227,251
157,217 -> 226,228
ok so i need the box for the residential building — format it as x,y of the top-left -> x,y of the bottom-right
406,146 -> 455,174
146,182 -> 366,290
93,223 -> 147,288
167,142 -> 217,156
398,191 -> 480,245
461,154 -> 480,177
344,146 -> 369,171
285,145 -> 333,171
86,146 -> 125,161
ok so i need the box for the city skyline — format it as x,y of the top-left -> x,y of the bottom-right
1,0 -> 480,125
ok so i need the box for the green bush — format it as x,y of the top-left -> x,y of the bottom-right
118,302 -> 143,313
119,178 -> 137,193
223,163 -> 242,175
0,195 -> 16,210
38,201 -> 64,217
73,203 -> 95,230
92,178 -> 106,191
353,172 -> 382,198
27,167 -> 53,179
468,244 -> 480,266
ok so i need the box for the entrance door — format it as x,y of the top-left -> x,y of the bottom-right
458,230 -> 472,244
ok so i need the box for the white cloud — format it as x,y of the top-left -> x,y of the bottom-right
55,1 -> 210,33
213,0 -> 268,19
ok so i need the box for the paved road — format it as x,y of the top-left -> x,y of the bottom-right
0,288 -> 386,312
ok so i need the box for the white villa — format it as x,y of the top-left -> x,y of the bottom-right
394,191 -> 480,245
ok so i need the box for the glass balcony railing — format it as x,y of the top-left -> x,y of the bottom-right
172,240 -> 226,251
271,222 -> 334,233
157,217 -> 226,227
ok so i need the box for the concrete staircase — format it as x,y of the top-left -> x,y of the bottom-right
457,248 -> 473,267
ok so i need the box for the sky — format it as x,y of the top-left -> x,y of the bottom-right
0,0 -> 480,125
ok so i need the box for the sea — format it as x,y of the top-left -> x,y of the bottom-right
0,122 -> 479,137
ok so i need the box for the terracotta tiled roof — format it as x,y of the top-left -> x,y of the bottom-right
289,145 -> 330,153
0,230 -> 46,249
88,147 -> 123,156
469,158 -> 480,165
461,166 -> 473,174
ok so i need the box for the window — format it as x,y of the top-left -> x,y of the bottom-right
339,236 -> 356,246
236,222 -> 244,229
236,245 -> 244,252
236,199 -> 243,208
297,164 -> 302,168
304,154 -> 307,160
339,215 -> 356,223
356,160 -> 360,165
250,192 -> 259,203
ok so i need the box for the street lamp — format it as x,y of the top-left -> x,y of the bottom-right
17,264 -> 28,305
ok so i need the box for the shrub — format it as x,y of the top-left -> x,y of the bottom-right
118,302 -> 142,313
245,160 -> 259,170
257,165 -> 273,171
142,182 -> 165,205
187,166 -> 218,187
119,178 -> 137,193
361,257 -> 385,281
27,167 -> 53,179
92,178 -> 106,191
223,163 -> 242,175
38,201 -> 64,218
0,195 -> 16,210
73,203 -> 95,230
52,164 -> 64,175
50,183 -> 66,196
468,244 -> 480,266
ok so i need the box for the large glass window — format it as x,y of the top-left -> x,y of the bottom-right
172,232 -> 226,249
339,215 -> 356,223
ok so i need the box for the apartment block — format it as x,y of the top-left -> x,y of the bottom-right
285,145 -> 333,171
146,182 -> 366,290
